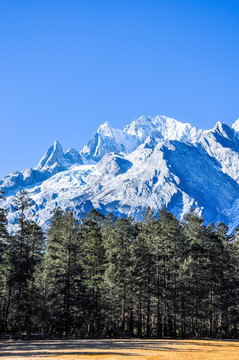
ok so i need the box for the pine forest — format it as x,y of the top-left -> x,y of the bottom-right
1,189 -> 239,340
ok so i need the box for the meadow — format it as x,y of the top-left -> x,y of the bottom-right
1,339 -> 239,360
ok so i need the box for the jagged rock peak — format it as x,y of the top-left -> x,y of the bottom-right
212,121 -> 229,136
36,141 -> 64,171
210,121 -> 239,142
97,121 -> 112,133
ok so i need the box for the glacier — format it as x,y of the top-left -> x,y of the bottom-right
1,114 -> 239,232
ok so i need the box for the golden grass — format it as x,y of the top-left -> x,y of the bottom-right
1,339 -> 239,360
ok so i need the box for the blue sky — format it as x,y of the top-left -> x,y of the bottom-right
0,0 -> 239,178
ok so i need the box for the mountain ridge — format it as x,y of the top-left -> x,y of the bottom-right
1,114 -> 239,232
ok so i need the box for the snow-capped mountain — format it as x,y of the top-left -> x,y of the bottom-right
0,141 -> 83,194
80,115 -> 202,161
1,114 -> 239,232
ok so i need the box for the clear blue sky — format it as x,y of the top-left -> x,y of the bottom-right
0,0 -> 239,178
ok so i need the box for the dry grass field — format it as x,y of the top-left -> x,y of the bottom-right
1,339 -> 239,360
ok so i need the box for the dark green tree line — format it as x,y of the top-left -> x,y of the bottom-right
1,193 -> 239,339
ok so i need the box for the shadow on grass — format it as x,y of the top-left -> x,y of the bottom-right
0,339 -> 239,357
0,351 -> 140,357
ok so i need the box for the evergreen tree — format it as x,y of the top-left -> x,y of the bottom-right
182,209 -> 208,337
1,190 -> 44,333
80,210 -> 106,337
104,216 -> 136,337
132,207 -> 155,337
100,212 -> 118,337
152,208 -> 186,337
0,190 -> 9,332
37,209 -> 81,335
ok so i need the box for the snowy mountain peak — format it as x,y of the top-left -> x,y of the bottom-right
212,121 -> 229,137
98,121 -> 111,129
210,121 -> 239,144
97,121 -> 113,135
124,116 -> 156,140
80,114 -> 205,163
124,114 -> 203,144
213,121 -> 226,131
232,118 -> 239,132
36,141 -> 64,172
